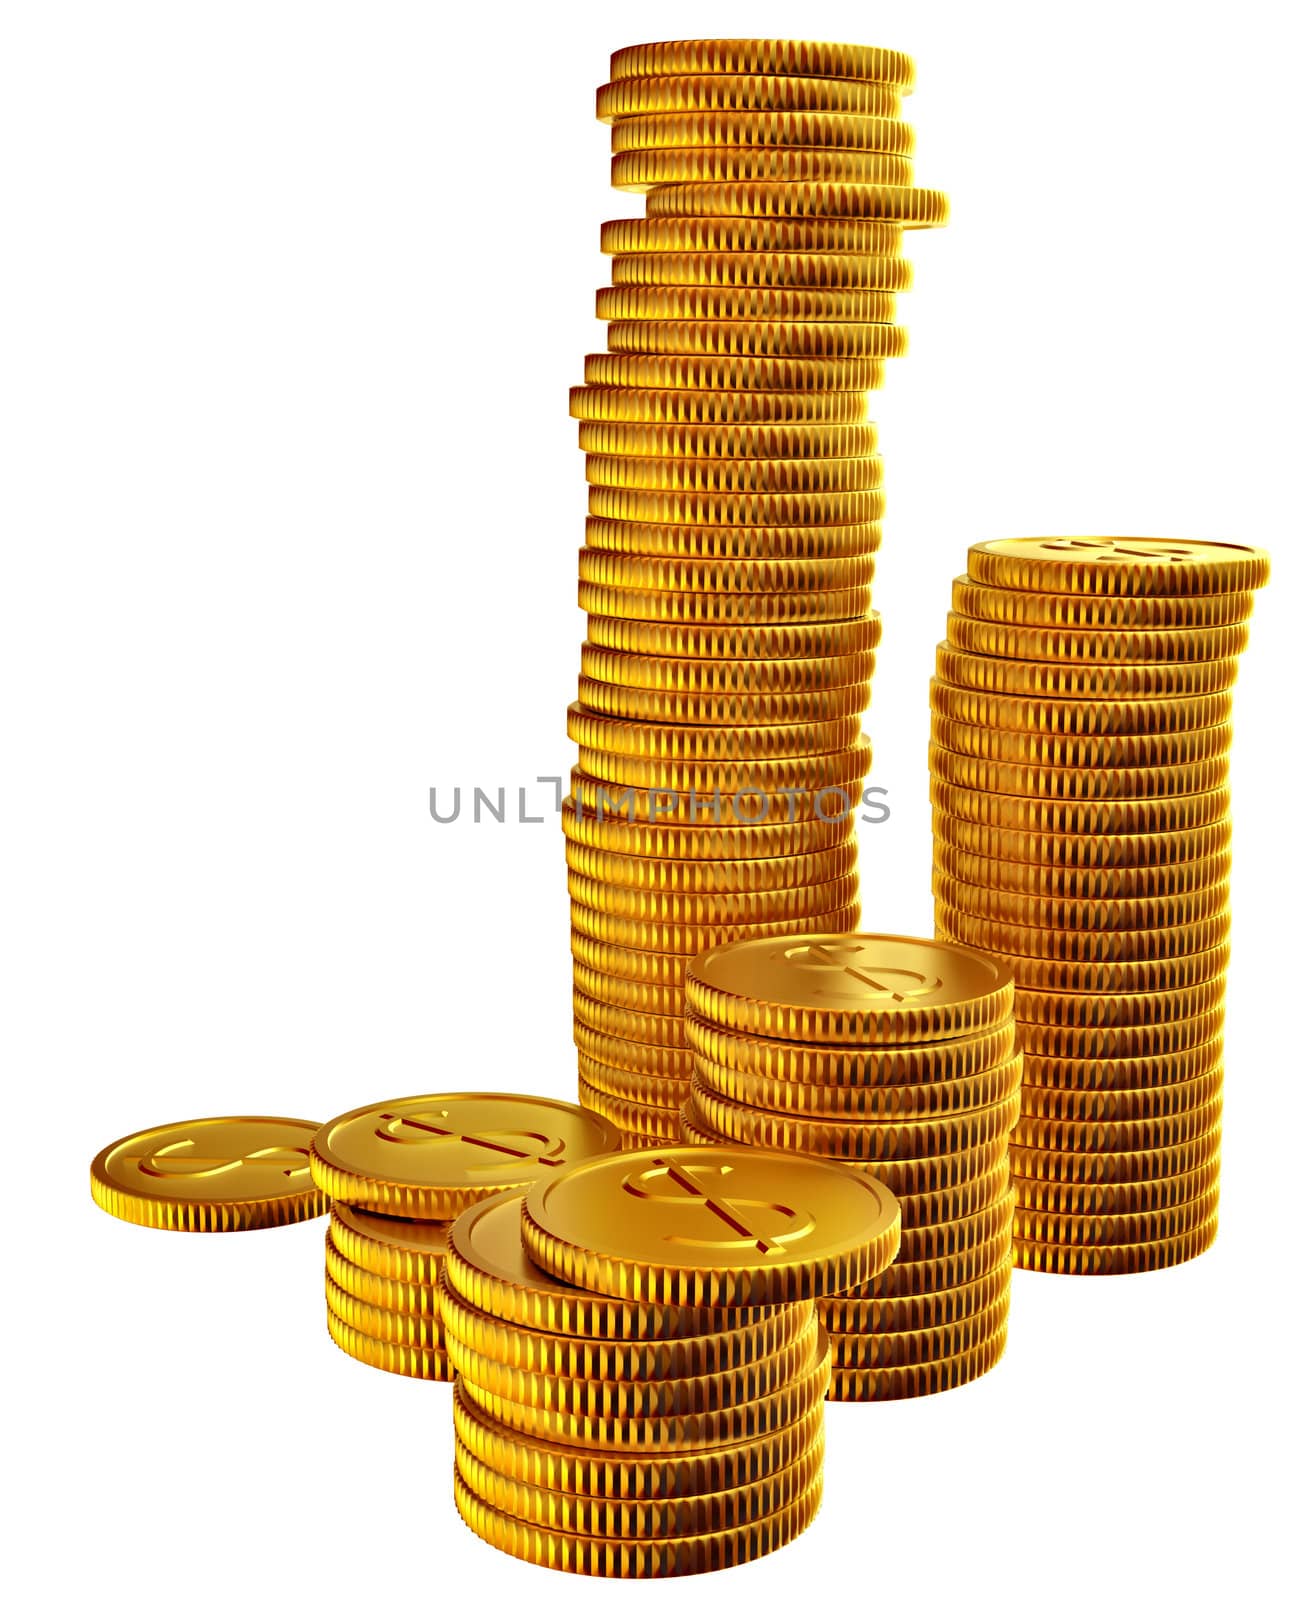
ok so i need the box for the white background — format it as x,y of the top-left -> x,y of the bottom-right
4,2 -> 1308,1595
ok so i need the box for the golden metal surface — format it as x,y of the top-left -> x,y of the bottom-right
583,351 -> 888,392
606,320 -> 908,359
573,963 -> 687,1017
567,838 -> 859,893
939,928 -> 1231,995
826,1325 -> 1007,1401
607,39 -> 917,84
578,421 -> 880,459
1013,979 -> 1228,1031
583,512 -> 883,558
1007,1128 -> 1223,1185
585,609 -> 882,656
326,1308 -> 454,1381
1013,1158 -> 1222,1217
644,181 -> 949,227
573,992 -> 689,1047
570,384 -> 871,426
613,149 -> 914,192
596,73 -> 905,123
598,215 -> 905,255
610,110 -> 915,154
522,1145 -> 900,1306
453,1376 -> 825,1498
570,703 -> 864,759
89,1115 -> 326,1232
1019,1066 -> 1225,1124
929,747 -> 1231,801
686,931 -> 1014,1044
690,1052 -> 1023,1119
1013,1188 -> 1219,1246
829,1290 -> 1009,1368
1021,1034 -> 1224,1090
949,574 -> 1255,630
932,814 -> 1233,869
934,871 -> 1229,929
929,677 -> 1234,736
563,799 -> 856,859
612,251 -> 913,290
309,1094 -> 620,1219
584,451 -> 884,491
967,537 -> 1270,597
1012,1215 -> 1218,1275
935,641 -> 1240,700
819,1260 -> 1010,1334
945,613 -> 1250,664
576,1081 -> 685,1145
324,1274 -> 445,1351
324,1235 -> 443,1315
929,715 -> 1234,771
935,904 -> 1231,963
932,844 -> 1233,902
570,901 -> 861,957
327,1201 -> 450,1282
578,677 -> 870,726
567,869 -> 860,923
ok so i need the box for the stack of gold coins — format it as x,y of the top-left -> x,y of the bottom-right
568,39 -> 949,1148
680,933 -> 1019,1399
308,1094 -> 620,1379
444,1145 -> 899,1577
930,537 -> 1269,1274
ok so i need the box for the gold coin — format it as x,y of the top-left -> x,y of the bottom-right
579,548 -> 878,595
438,1278 -> 810,1382
326,1308 -> 453,1381
829,1291 -> 1009,1369
939,927 -> 1231,994
611,251 -> 914,290
820,1261 -> 1010,1335
579,581 -> 873,625
929,712 -> 1237,772
931,842 -> 1232,899
562,798 -> 855,857
607,40 -> 918,86
456,1436 -> 823,1542
570,384 -> 872,425
585,451 -> 884,492
827,1326 -> 1007,1401
89,1115 -> 326,1232
570,703 -> 863,760
325,1274 -> 445,1350
687,1077 -> 1020,1162
596,73 -> 906,123
1013,1157 -> 1221,1217
598,215 -> 906,256
309,1094 -> 621,1219
569,895 -> 861,954
590,484 -> 886,526
967,537 -> 1271,598
577,1058 -> 690,1115
568,869 -> 860,924
463,1328 -> 832,1449
858,1216 -> 1014,1299
445,1193 -> 767,1342
613,148 -> 914,192
686,931 -> 1014,1045
935,905 -> 1231,963
574,992 -> 688,1048
1013,1187 -> 1219,1246
611,109 -> 916,155
1013,978 -> 1228,1032
877,1164 -> 1012,1231
689,1053 -> 1023,1120
1012,1093 -> 1223,1155
1008,1129 -> 1222,1186
579,674 -> 872,726
575,740 -> 872,792
571,933 -> 701,989
935,642 -> 1240,700
574,962 -> 686,1017
930,677 -> 1235,737
930,777 -> 1231,835
566,837 -> 858,892
574,1020 -> 692,1077
523,1145 -> 901,1306
930,745 -> 1230,802
583,351 -> 887,392
328,1201 -> 449,1283
445,1312 -> 820,1416
945,613 -> 1251,665
888,1190 -> 1019,1263
607,321 -> 907,359
585,512 -> 883,559
645,181 -> 950,227
578,420 -> 879,459
577,1081 -> 685,1145
934,872 -> 1229,931
453,1468 -> 823,1577
583,617 -> 880,664
684,1012 -> 1018,1086
932,814 -> 1233,868
1012,1215 -> 1218,1275
453,1376 -> 825,1498
949,574 -> 1256,630
1022,1036 -> 1224,1092
324,1236 -> 443,1316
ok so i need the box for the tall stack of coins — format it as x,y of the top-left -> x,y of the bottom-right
568,38 -> 949,1148
680,934 -> 1020,1399
444,1146 -> 899,1577
930,538 -> 1269,1273
308,1094 -> 619,1379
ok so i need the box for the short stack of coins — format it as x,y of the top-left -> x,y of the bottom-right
442,1145 -> 900,1577
930,537 -> 1270,1273
308,1094 -> 620,1379
568,38 -> 950,1147
680,933 -> 1020,1399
